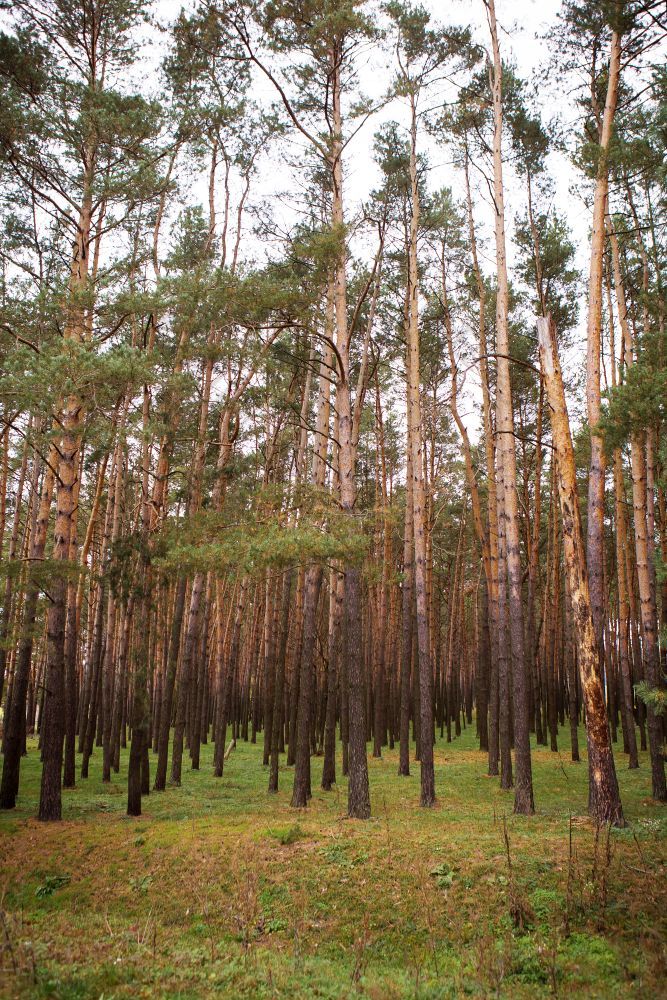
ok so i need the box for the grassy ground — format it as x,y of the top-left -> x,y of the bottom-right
0,724 -> 665,999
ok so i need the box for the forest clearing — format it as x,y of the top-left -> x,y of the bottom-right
1,0 -> 666,996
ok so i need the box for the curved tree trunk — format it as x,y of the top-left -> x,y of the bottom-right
537,315 -> 624,826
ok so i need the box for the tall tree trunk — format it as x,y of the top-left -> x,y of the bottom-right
537,315 -> 624,826
269,570 -> 292,793
606,273 -> 639,769
585,28 -> 621,651
39,163 -> 95,820
292,314 -> 332,807
406,91 -> 434,807
398,446 -> 414,777
171,573 -> 205,786
154,576 -> 187,790
330,44 -> 370,820
487,0 -> 534,815
464,124 -> 500,777
322,566 -> 343,789
608,222 -> 665,797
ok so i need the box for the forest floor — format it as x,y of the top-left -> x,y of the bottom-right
0,726 -> 666,999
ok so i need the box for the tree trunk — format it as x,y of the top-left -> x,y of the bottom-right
406,92 -> 434,806
537,314 -> 624,826
330,46 -> 370,819
487,0 -> 534,815
585,29 -> 621,656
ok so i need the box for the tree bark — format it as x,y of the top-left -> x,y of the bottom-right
537,314 -> 624,826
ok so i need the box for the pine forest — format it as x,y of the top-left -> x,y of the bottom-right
0,1 -> 666,997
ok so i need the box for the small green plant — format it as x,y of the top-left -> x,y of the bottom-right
321,843 -> 350,866
35,874 -> 71,898
351,913 -> 372,986
129,874 -> 153,894
530,887 -> 561,921
319,843 -> 368,868
264,915 -> 287,933
266,823 -> 306,845
502,817 -> 534,932
429,862 -> 455,889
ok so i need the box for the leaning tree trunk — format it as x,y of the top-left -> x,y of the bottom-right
537,314 -> 624,827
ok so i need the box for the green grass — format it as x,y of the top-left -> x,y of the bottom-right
0,724 -> 665,998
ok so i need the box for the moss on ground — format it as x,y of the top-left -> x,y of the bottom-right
0,725 -> 665,998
